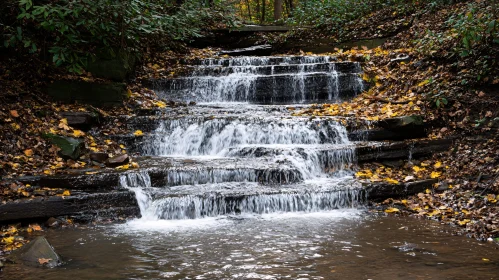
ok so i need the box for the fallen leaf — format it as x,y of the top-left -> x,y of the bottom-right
24,149 -> 33,157
10,110 -> 19,118
38,258 -> 52,265
385,207 -> 400,213
134,130 -> 144,137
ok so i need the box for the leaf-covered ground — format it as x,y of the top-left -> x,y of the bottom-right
288,1 -> 499,241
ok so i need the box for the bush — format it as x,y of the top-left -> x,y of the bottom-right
2,0 -> 237,73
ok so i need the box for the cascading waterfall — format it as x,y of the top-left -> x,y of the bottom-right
154,56 -> 364,103
124,55 -> 367,220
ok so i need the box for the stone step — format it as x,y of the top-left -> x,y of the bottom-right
138,181 -> 364,219
184,55 -> 336,66
0,177 -> 439,222
188,62 -> 361,77
0,191 -> 138,222
16,156 -> 305,192
151,72 -> 365,104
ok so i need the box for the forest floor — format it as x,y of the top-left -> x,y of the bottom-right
0,0 -> 498,258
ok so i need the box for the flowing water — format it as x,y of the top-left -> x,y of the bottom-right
4,55 -> 498,279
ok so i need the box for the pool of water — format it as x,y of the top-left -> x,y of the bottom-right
3,211 -> 498,280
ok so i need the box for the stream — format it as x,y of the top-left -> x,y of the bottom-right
4,55 -> 498,279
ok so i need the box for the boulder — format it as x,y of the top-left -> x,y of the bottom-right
8,236 -> 62,268
60,112 -> 99,131
86,51 -> 136,81
43,134 -> 84,160
106,154 -> 129,167
90,152 -> 109,163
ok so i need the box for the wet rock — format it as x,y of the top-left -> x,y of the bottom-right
8,236 -> 62,268
90,152 -> 109,163
60,111 -> 99,131
106,154 -> 130,167
217,45 -> 273,56
377,115 -> 424,129
46,217 -> 60,227
43,134 -> 84,160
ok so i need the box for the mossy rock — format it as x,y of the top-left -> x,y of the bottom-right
86,51 -> 136,81
43,133 -> 84,160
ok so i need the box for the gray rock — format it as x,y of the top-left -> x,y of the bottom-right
106,154 -> 130,167
43,133 -> 84,160
8,236 -> 62,268
90,152 -> 109,163
60,112 -> 99,131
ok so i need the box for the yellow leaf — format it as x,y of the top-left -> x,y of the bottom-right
116,164 -> 130,170
385,207 -> 400,213
134,130 -> 144,137
119,144 -> 126,149
154,101 -> 167,108
105,139 -> 112,145
482,258 -> 490,262
462,209 -> 470,215
11,123 -> 20,130
412,166 -> 421,173
62,190 -> 71,196
434,161 -> 442,168
384,178 -> 399,184
458,219 -> 471,226
418,79 -> 430,87
430,171 -> 441,179
73,130 -> 85,137
425,188 -> 431,194
2,237 -> 14,244
131,162 -> 140,168
30,224 -> 43,231
24,149 -> 33,157
487,194 -> 497,203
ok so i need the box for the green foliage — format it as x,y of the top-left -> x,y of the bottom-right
2,0 -> 237,73
414,2 -> 498,58
447,4 -> 498,57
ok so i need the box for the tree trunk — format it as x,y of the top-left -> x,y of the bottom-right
256,0 -> 261,22
261,0 -> 266,23
288,0 -> 293,17
245,0 -> 252,20
274,0 -> 283,20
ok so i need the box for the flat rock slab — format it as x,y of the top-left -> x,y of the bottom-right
218,45 -> 273,56
365,179 -> 438,200
0,192 -> 137,222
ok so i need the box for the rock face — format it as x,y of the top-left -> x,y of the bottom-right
90,152 -> 109,163
85,51 -> 136,81
60,112 -> 99,131
43,134 -> 84,160
47,80 -> 127,107
8,236 -> 62,268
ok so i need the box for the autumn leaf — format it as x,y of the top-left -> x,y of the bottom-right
434,161 -> 442,168
430,171 -> 441,178
38,258 -> 52,265
2,236 -> 14,244
24,149 -> 33,157
62,190 -> 71,196
73,130 -> 85,137
385,207 -> 400,213
134,130 -> 144,137
10,110 -> 19,118
384,178 -> 399,184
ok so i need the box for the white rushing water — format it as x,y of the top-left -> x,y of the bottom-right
121,55 -> 366,221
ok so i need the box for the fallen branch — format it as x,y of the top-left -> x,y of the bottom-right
367,96 -> 412,104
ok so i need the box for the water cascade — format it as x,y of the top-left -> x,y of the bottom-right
124,55 -> 368,220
